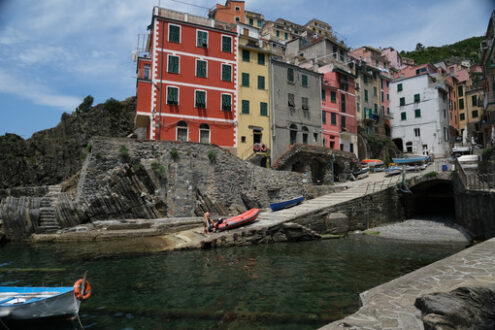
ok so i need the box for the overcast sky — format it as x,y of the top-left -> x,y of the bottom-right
0,0 -> 492,138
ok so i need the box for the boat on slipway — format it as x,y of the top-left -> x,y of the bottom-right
0,278 -> 91,321
385,166 -> 402,177
270,196 -> 304,211
215,208 -> 260,232
392,156 -> 430,165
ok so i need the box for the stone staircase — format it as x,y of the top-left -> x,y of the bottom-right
38,185 -> 61,233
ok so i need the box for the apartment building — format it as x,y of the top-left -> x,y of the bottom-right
208,0 -> 245,24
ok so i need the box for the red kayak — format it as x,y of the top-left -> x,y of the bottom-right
215,208 -> 260,232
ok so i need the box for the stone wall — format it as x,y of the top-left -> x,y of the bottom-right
292,187 -> 403,235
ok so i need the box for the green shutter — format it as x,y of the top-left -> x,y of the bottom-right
242,49 -> 250,62
197,31 -> 208,47
242,100 -> 249,114
415,109 -> 421,118
287,68 -> 294,82
258,76 -> 265,89
222,65 -> 231,81
167,87 -> 178,104
196,60 -> 206,78
322,89 -> 326,100
169,25 -> 180,43
242,73 -> 249,87
322,111 -> 326,123
397,83 -> 403,92
400,97 -> 405,106
195,90 -> 206,107
364,90 -> 368,102
222,36 -> 231,52
414,94 -> 420,102
260,102 -> 267,116
374,104 -> 378,113
331,91 -> 336,103
331,113 -> 336,125
168,56 -> 179,73
222,94 -> 232,110
302,74 -> 308,87
401,112 -> 406,120
258,53 -> 265,65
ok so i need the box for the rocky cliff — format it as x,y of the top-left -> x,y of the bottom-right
0,97 -> 136,189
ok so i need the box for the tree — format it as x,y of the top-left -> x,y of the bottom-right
415,43 -> 425,52
76,95 -> 94,113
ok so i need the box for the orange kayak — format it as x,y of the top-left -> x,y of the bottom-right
215,208 -> 260,232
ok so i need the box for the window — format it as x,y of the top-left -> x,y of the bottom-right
258,76 -> 265,90
260,102 -> 268,116
195,90 -> 206,108
284,32 -> 288,40
350,143 -> 354,153
341,116 -> 346,128
397,83 -> 403,92
235,6 -> 240,11
460,113 -> 465,121
241,136 -> 246,143
380,79 -> 384,89
221,64 -> 232,82
221,94 -> 232,111
363,75 -> 368,84
387,93 -> 389,100
373,87 -> 377,96
143,64 -> 150,80
472,110 -> 479,118
341,94 -> 346,113
242,73 -> 249,87
235,16 -> 240,22
400,97 -> 405,106
290,124 -> 297,144
288,93 -> 295,108
276,30 -> 280,37
381,91 -> 384,102
167,86 -> 179,105
415,109 -> 421,118
331,113 -> 337,125
242,49 -> 250,62
168,24 -> 180,43
287,68 -> 294,82
444,127 -> 449,142
258,53 -> 265,65
196,60 -> 207,78
414,128 -> 420,137
302,97 -> 309,110
302,127 -> 308,144
167,55 -> 179,74
331,91 -> 336,103
387,107 -> 390,114
313,133 -> 318,143
242,100 -> 249,114
340,144 -> 344,151
249,18 -> 253,25
458,86 -> 463,97
401,112 -> 406,120
302,74 -> 308,87
197,30 -> 208,48
414,93 -> 420,102
199,123 -> 210,144
364,90 -> 368,102
333,45 -> 338,59
221,36 -> 232,53
257,20 -> 262,27
459,99 -> 464,110
472,95 -> 477,106
177,121 -> 187,141
322,111 -> 326,124
322,89 -> 326,100
357,102 -> 360,113
406,142 -> 413,153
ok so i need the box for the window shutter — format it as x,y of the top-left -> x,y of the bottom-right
222,36 -> 231,52
169,25 -> 180,43
260,102 -> 267,116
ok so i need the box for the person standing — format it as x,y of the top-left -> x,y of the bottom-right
203,212 -> 212,234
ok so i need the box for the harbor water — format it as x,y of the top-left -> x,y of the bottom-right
0,236 -> 463,329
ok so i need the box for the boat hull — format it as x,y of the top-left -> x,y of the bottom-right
270,196 -> 304,211
216,208 -> 260,232
385,167 -> 402,177
0,287 -> 80,320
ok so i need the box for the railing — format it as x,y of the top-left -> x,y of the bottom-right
455,158 -> 495,191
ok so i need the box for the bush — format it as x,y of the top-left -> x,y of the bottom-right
170,148 -> 179,160
85,143 -> 92,153
133,162 -> 143,171
76,95 -> 94,113
151,161 -> 165,178
207,150 -> 216,163
482,146 -> 494,161
104,98 -> 122,114
424,171 -> 438,178
119,145 -> 130,163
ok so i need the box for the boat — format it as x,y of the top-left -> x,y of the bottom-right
353,166 -> 370,179
0,278 -> 91,321
361,159 -> 384,167
385,166 -> 402,177
215,208 -> 260,232
392,156 -> 430,165
270,196 -> 304,211
457,155 -> 479,170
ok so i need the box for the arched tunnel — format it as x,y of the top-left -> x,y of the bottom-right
402,179 -> 456,218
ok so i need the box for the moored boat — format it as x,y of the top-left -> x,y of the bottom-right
385,166 -> 402,177
0,278 -> 91,321
392,156 -> 430,165
215,208 -> 260,232
270,196 -> 304,211
361,159 -> 384,167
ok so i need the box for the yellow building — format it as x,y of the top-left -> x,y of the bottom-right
465,87 -> 484,143
237,32 -> 272,167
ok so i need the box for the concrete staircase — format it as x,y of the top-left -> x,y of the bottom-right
38,185 -> 61,233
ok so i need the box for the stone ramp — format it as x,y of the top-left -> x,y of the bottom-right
321,238 -> 495,330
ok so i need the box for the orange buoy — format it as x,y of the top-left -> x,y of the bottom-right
73,279 -> 92,301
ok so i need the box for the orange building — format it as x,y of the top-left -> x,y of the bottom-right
208,0 -> 245,24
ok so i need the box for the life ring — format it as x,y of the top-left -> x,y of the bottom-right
73,279 -> 92,301
261,143 -> 268,152
253,143 -> 261,152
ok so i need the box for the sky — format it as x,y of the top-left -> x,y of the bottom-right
0,0 -> 492,138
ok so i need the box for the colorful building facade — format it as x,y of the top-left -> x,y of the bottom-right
135,7 -> 238,151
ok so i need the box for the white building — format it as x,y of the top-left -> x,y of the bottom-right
390,72 -> 451,157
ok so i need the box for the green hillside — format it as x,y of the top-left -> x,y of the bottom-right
400,36 -> 484,64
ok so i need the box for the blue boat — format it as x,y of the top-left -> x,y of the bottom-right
0,279 -> 90,320
270,196 -> 304,211
392,156 -> 429,164
385,166 -> 402,177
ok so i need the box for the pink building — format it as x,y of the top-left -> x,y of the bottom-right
319,64 -> 357,155
381,47 -> 404,72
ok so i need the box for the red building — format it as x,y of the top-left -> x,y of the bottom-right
318,64 -> 358,155
135,7 -> 238,150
